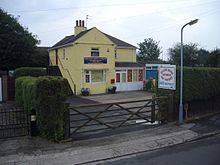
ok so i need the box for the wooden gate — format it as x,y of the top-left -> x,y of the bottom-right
66,96 -> 168,139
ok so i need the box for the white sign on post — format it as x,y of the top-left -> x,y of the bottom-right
158,65 -> 176,90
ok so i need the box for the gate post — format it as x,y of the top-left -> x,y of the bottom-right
168,93 -> 174,122
30,108 -> 38,136
64,104 -> 70,140
151,96 -> 156,123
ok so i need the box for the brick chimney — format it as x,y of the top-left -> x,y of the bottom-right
74,20 -> 86,35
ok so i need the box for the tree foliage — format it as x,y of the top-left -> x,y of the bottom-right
208,48 -> 220,67
137,38 -> 162,63
197,48 -> 210,66
31,47 -> 49,67
168,42 -> 220,67
0,8 -> 39,70
168,43 -> 199,66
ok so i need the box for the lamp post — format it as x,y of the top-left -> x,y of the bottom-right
179,19 -> 198,124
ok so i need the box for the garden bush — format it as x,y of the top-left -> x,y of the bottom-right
15,76 -> 36,111
14,67 -> 47,78
34,76 -> 69,141
15,76 -> 69,141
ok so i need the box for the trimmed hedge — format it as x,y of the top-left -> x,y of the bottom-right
157,67 -> 220,102
15,76 -> 36,112
14,67 -> 47,78
15,76 -> 69,141
34,76 -> 69,141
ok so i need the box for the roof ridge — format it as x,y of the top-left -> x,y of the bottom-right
50,27 -> 136,50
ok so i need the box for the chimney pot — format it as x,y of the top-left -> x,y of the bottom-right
74,19 -> 86,35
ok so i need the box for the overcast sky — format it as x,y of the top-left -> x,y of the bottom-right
1,0 -> 220,60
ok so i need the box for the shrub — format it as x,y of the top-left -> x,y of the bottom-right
144,79 -> 156,92
15,77 -> 25,106
14,67 -> 47,78
15,76 -> 69,141
157,67 -> 220,102
22,77 -> 37,113
34,76 -> 69,141
15,76 -> 36,111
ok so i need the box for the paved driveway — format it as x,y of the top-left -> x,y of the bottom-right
67,91 -> 153,106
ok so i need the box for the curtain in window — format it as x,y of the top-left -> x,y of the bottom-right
91,70 -> 104,82
133,69 -> 138,82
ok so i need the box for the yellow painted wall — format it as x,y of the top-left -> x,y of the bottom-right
73,28 -> 115,94
49,27 -> 137,95
115,48 -> 136,62
75,26 -> 86,35
49,50 -> 56,66
49,28 -> 115,95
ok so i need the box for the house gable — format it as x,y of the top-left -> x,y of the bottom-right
50,27 -> 136,50
75,27 -> 114,46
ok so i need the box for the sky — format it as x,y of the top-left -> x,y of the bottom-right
1,0 -> 220,60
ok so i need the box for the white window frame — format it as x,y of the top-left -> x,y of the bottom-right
84,70 -> 106,84
91,48 -> 100,57
85,70 -> 90,83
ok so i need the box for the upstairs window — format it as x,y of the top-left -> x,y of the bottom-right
91,48 -> 100,57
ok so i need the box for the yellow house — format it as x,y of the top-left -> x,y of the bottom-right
49,20 -> 144,95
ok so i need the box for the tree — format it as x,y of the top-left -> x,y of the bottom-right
31,47 -> 49,67
0,8 -> 39,70
137,38 -> 162,63
208,48 -> 220,67
196,48 -> 210,66
168,43 -> 199,66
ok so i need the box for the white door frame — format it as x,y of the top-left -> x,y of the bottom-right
115,71 -> 127,91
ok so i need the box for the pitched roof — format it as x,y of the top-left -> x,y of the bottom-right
103,33 -> 136,48
50,27 -> 136,50
51,29 -> 92,49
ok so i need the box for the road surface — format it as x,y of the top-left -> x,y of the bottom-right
100,134 -> 220,165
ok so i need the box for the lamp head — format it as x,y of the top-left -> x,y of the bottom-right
189,19 -> 198,26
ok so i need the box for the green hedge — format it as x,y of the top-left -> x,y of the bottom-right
34,76 -> 69,141
157,67 -> 220,102
14,67 -> 47,78
15,76 -> 69,141
15,76 -> 36,112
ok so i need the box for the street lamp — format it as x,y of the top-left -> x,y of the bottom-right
179,19 -> 198,124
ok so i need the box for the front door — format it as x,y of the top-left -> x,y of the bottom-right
115,71 -> 127,91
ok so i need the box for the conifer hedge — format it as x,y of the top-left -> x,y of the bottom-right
15,76 -> 69,141
14,67 -> 47,78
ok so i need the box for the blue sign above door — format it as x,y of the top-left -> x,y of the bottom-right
84,57 -> 107,64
